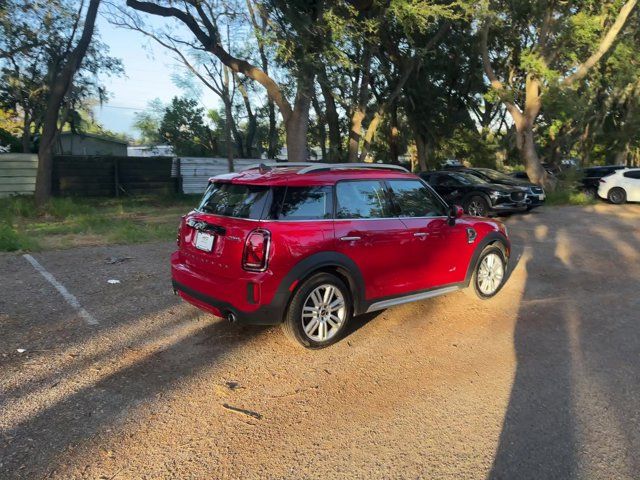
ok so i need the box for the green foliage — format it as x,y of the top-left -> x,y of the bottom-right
133,98 -> 165,145
0,0 -> 123,151
159,97 -> 215,156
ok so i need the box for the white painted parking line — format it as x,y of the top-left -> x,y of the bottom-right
23,254 -> 99,326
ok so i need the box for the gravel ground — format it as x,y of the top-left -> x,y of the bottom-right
1,204 -> 639,480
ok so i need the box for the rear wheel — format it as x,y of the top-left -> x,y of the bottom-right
465,195 -> 489,217
467,245 -> 507,299
281,273 -> 352,349
608,187 -> 626,204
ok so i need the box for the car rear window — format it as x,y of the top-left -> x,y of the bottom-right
270,186 -> 333,220
197,182 -> 270,219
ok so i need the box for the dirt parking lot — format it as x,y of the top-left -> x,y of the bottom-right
1,204 -> 640,479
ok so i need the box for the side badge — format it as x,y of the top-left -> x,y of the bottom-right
466,227 -> 477,244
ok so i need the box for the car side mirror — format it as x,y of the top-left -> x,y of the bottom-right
447,205 -> 464,226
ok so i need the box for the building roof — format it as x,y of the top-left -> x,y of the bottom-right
58,132 -> 128,145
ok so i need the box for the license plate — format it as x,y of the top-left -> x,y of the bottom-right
539,194 -> 546,200
194,231 -> 215,252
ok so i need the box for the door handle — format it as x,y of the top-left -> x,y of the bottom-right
413,232 -> 429,238
340,236 -> 361,241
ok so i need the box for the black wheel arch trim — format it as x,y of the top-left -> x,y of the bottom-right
463,231 -> 510,286
275,251 -> 367,316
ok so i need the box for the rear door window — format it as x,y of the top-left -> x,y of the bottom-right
623,170 -> 640,179
388,180 -> 446,217
271,186 -> 333,220
198,182 -> 270,219
335,181 -> 392,219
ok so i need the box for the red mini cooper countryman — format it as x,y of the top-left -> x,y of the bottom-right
171,163 -> 511,348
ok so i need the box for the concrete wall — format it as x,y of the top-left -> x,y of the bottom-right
0,154 -> 38,197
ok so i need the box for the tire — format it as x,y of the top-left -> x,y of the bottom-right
281,272 -> 353,349
608,187 -> 626,205
466,245 -> 508,300
465,195 -> 490,217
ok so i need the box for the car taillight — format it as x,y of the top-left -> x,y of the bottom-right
242,229 -> 270,272
599,178 -> 607,183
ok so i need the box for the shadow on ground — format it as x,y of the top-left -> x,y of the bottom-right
490,206 -> 640,479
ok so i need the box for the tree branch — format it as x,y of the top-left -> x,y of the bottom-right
563,0 -> 637,86
480,20 -> 524,124
126,0 -> 292,121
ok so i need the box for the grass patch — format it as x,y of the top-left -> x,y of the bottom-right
545,189 -> 597,206
0,194 -> 200,252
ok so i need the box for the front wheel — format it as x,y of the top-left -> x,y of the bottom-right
465,196 -> 490,217
281,272 -> 353,349
608,187 -> 626,205
467,245 -> 507,299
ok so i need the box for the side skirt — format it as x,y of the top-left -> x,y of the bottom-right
365,285 -> 462,313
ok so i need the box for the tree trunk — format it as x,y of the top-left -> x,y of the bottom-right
285,76 -> 314,162
235,74 -> 257,158
35,0 -> 101,206
21,116 -> 31,153
515,124 -> 547,185
222,66 -> 235,171
318,69 -> 342,162
414,130 -> 430,172
348,46 -> 372,162
389,104 -> 399,164
311,94 -> 327,161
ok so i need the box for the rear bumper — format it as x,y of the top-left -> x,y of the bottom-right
171,252 -> 287,325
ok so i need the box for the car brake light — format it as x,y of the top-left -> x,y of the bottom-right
242,229 -> 270,272
599,178 -> 607,183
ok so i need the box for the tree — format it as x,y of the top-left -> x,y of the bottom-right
126,0 -> 330,161
35,0 -> 108,205
0,0 -> 121,155
132,98 -> 165,145
159,96 -> 216,156
480,0 -> 638,186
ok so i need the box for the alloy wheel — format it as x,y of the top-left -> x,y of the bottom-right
477,253 -> 504,295
301,284 -> 346,342
468,200 -> 486,216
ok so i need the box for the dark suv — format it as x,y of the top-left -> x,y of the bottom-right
172,163 -> 511,348
420,170 -> 528,217
451,167 -> 546,210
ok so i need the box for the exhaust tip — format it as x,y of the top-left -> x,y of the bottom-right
227,312 -> 237,323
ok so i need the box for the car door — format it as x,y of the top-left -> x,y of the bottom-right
387,179 -> 471,290
622,170 -> 640,201
333,180 -> 414,300
430,173 -> 465,204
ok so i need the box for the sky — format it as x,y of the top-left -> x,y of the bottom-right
92,12 -> 219,139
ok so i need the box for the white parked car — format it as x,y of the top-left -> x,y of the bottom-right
598,168 -> 640,204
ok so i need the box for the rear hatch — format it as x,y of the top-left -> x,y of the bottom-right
178,181 -> 271,278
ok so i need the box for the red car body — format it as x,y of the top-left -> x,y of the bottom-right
171,164 -> 510,332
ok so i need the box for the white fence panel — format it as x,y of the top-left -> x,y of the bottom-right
0,154 -> 38,197
178,157 -> 271,194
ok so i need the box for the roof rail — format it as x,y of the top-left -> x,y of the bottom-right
242,162 -> 318,171
296,163 -> 409,174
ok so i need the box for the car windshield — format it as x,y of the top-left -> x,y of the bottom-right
476,169 -> 513,182
449,172 -> 488,186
